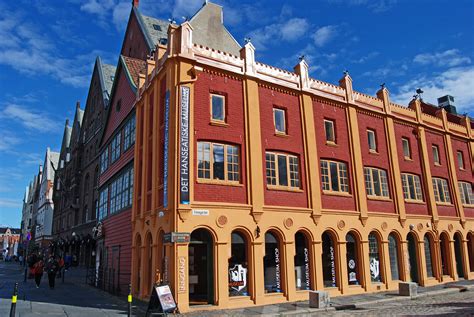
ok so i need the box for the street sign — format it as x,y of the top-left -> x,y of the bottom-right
163,232 -> 190,244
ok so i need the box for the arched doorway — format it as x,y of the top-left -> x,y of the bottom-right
346,232 -> 361,286
388,233 -> 401,281
453,233 -> 464,278
229,231 -> 249,297
322,231 -> 338,288
189,228 -> 214,305
424,234 -> 435,278
368,232 -> 383,283
134,235 -> 142,294
439,233 -> 451,276
264,231 -> 284,294
144,233 -> 153,296
294,231 -> 311,290
468,232 -> 474,273
156,230 -> 165,284
407,233 -> 419,283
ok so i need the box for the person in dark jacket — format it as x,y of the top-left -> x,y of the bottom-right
45,255 -> 59,289
33,258 -> 44,288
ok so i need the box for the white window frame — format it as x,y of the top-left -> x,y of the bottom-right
273,108 -> 286,134
457,151 -> 464,170
210,94 -> 226,123
432,145 -> 441,165
324,119 -> 336,144
265,152 -> 300,190
458,181 -> 474,206
321,159 -> 350,194
197,141 -> 240,184
364,167 -> 390,198
432,177 -> 451,204
402,138 -> 411,159
401,173 -> 423,202
367,129 -> 377,153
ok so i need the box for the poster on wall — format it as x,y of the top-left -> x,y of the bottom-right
348,258 -> 358,284
228,264 -> 248,296
163,90 -> 170,208
179,86 -> 190,205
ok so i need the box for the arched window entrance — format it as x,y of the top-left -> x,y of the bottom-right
144,233 -> 153,296
453,233 -> 464,278
407,233 -> 419,283
424,234 -> 435,278
229,231 -> 249,296
134,235 -> 142,294
294,231 -> 311,290
368,232 -> 383,283
388,233 -> 401,280
468,233 -> 474,273
264,231 -> 283,294
322,231 -> 338,288
189,228 -> 214,305
346,232 -> 361,286
156,231 -> 166,284
439,233 -> 451,276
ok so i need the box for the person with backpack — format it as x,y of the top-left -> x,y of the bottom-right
45,255 -> 59,289
33,258 -> 44,288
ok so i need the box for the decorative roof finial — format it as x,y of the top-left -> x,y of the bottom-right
380,82 -> 386,89
244,37 -> 251,44
343,69 -> 349,76
298,55 -> 305,62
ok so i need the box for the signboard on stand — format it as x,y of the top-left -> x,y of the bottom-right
146,284 -> 178,316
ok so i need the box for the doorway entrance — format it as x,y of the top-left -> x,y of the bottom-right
454,233 -> 464,278
407,233 -> 419,283
189,229 -> 214,305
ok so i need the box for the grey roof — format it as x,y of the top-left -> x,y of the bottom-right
0,227 -> 21,235
141,14 -> 169,46
60,120 -> 72,155
75,106 -> 84,128
101,63 -> 116,95
45,149 -> 60,181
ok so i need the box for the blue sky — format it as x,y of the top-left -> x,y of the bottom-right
0,0 -> 473,228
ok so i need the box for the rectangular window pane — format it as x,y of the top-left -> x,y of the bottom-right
442,179 -> 451,203
457,151 -> 464,169
432,146 -> 440,164
211,95 -> 225,121
274,109 -> 286,133
330,162 -> 339,191
408,175 -> 415,200
197,142 -> 211,179
213,144 -> 225,180
324,120 -> 335,142
372,169 -> 381,196
227,145 -> 239,182
266,153 -> 276,185
364,167 -> 373,195
278,155 -> 288,186
321,160 -> 329,190
339,163 -> 349,192
289,156 -> 299,188
414,175 -> 423,201
367,130 -> 376,151
380,170 -> 389,197
402,138 -> 410,158
401,174 -> 409,199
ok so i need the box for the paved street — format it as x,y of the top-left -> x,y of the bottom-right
0,262 -> 136,316
1,261 -> 473,316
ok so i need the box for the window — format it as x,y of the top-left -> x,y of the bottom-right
322,232 -> 337,287
458,182 -> 474,205
111,132 -> 121,162
424,235 -> 434,278
123,114 -> 136,151
264,232 -> 283,293
229,231 -> 249,297
402,138 -> 411,159
432,145 -> 440,165
324,119 -> 335,143
100,149 -> 109,173
346,233 -> 361,285
294,232 -> 311,290
401,173 -> 423,201
273,108 -> 286,134
457,151 -> 464,169
364,167 -> 389,198
197,142 -> 239,183
265,152 -> 300,189
432,177 -> 451,204
98,188 -> 108,220
367,129 -> 377,152
211,94 -> 225,122
368,233 -> 382,283
110,167 -> 134,214
388,234 -> 400,280
321,160 -> 349,193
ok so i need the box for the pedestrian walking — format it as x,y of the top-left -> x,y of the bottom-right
45,255 -> 59,289
33,258 -> 44,288
57,256 -> 64,278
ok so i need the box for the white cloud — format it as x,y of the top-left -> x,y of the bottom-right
248,17 -> 309,50
0,104 -> 62,133
391,66 -> 474,115
413,49 -> 471,68
327,0 -> 397,13
354,51 -> 379,63
172,0 -> 203,19
113,2 -> 132,31
0,133 -> 20,152
312,25 -> 338,47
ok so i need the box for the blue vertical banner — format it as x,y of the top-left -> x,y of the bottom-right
179,86 -> 190,204
163,90 -> 170,208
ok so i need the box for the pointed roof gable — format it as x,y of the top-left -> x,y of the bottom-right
96,56 -> 116,107
43,148 -> 60,182
189,1 -> 241,56
59,119 -> 72,157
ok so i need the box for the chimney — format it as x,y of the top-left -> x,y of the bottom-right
437,95 -> 457,114
76,101 -> 80,109
132,0 -> 139,7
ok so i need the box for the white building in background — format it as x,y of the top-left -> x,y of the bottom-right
35,147 -> 60,251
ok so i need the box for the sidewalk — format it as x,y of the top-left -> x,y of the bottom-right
185,279 -> 474,316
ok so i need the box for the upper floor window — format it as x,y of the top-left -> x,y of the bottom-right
211,94 -> 225,122
98,187 -> 108,220
364,167 -> 389,198
458,182 -> 473,206
457,151 -> 464,170
432,145 -> 440,165
111,132 -> 121,163
402,138 -> 411,159
401,173 -> 423,202
321,160 -> 349,193
197,142 -> 239,183
432,177 -> 451,204
324,119 -> 335,144
110,167 -> 134,214
273,108 -> 286,134
100,149 -> 109,173
367,129 -> 377,152
266,152 -> 300,189
123,114 -> 136,151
